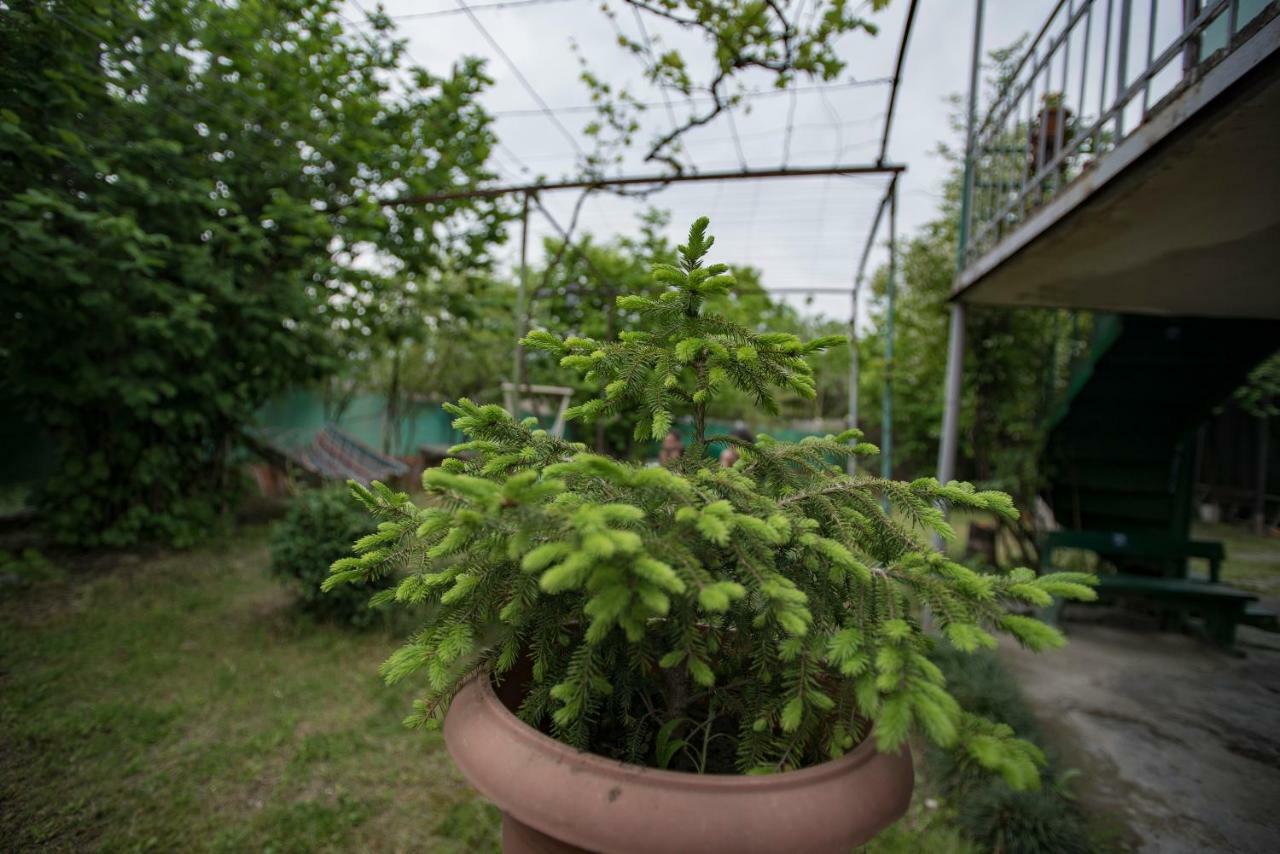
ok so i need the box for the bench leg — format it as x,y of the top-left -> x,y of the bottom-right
1203,607 -> 1241,652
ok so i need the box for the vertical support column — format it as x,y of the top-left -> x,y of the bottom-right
880,180 -> 899,482
846,283 -> 860,475
512,191 -> 531,411
937,304 -> 967,485
938,0 -> 985,489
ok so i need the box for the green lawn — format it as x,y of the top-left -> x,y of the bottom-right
1192,520 -> 1280,598
0,525 -> 499,852
0,518 -> 1067,854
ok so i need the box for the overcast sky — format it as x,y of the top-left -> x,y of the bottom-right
346,0 -> 1057,325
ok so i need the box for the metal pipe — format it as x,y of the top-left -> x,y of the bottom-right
513,191 -> 531,398
937,304 -> 967,485
391,162 -> 907,205
846,186 -> 893,475
881,180 -> 898,482
939,0 -> 985,487
878,0 -> 922,165
846,284 -> 861,475
957,0 -> 986,272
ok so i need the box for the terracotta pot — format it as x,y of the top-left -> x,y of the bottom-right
443,673 -> 914,854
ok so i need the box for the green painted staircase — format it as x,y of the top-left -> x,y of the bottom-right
1044,314 -> 1279,565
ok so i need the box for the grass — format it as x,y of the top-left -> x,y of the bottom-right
0,524 -> 497,853
1191,520 -> 1280,597
1,519 -> 974,853
2,507 -> 1153,852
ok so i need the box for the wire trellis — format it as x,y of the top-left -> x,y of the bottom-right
346,0 -> 923,466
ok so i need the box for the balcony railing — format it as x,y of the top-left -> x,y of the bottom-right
960,0 -> 1277,270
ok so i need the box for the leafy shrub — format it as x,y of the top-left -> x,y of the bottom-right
954,784 -> 1091,854
926,646 -> 1092,854
271,488 -> 385,626
328,218 -> 1096,776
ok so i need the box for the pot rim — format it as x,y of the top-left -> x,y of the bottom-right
467,671 -> 889,791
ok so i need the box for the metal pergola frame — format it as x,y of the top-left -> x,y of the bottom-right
386,0 -> 923,467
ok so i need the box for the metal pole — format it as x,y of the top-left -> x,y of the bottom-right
938,305 -> 967,485
847,281 -> 860,475
846,188 -> 893,475
393,162 -> 907,206
938,0 -> 985,487
512,191 -> 531,407
881,179 -> 898,482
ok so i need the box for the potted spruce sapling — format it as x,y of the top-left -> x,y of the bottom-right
326,218 -> 1096,853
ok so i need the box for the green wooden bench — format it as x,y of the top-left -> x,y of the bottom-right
1041,530 -> 1259,649
1088,574 -> 1257,648
1043,529 -> 1225,582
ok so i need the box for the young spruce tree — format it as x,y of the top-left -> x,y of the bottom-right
326,217 -> 1095,781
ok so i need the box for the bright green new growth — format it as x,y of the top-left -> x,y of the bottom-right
327,217 -> 1095,782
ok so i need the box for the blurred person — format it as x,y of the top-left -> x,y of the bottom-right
720,427 -> 755,467
658,428 -> 684,466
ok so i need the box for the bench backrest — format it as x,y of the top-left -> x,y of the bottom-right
1044,530 -> 1224,561
1044,530 -> 1225,580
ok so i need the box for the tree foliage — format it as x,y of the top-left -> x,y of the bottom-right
0,1 -> 507,545
521,209 -> 853,456
328,217 -> 1095,780
858,48 -> 1086,511
582,0 -> 891,173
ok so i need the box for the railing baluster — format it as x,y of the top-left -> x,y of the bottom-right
1183,0 -> 1200,77
961,0 -> 1252,269
1021,49 -> 1036,226
1116,0 -> 1132,137
1142,0 -> 1158,115
1077,0 -> 1093,161
1057,1 -> 1074,194
1100,0 -> 1115,156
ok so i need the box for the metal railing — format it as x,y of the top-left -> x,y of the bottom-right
959,0 -> 1276,270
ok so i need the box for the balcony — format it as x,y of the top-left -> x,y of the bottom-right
952,0 -> 1280,318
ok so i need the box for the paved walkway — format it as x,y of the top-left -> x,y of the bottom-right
1000,616 -> 1280,853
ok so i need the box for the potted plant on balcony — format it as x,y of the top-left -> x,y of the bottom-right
326,217 -> 1096,853
1029,91 -> 1075,191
